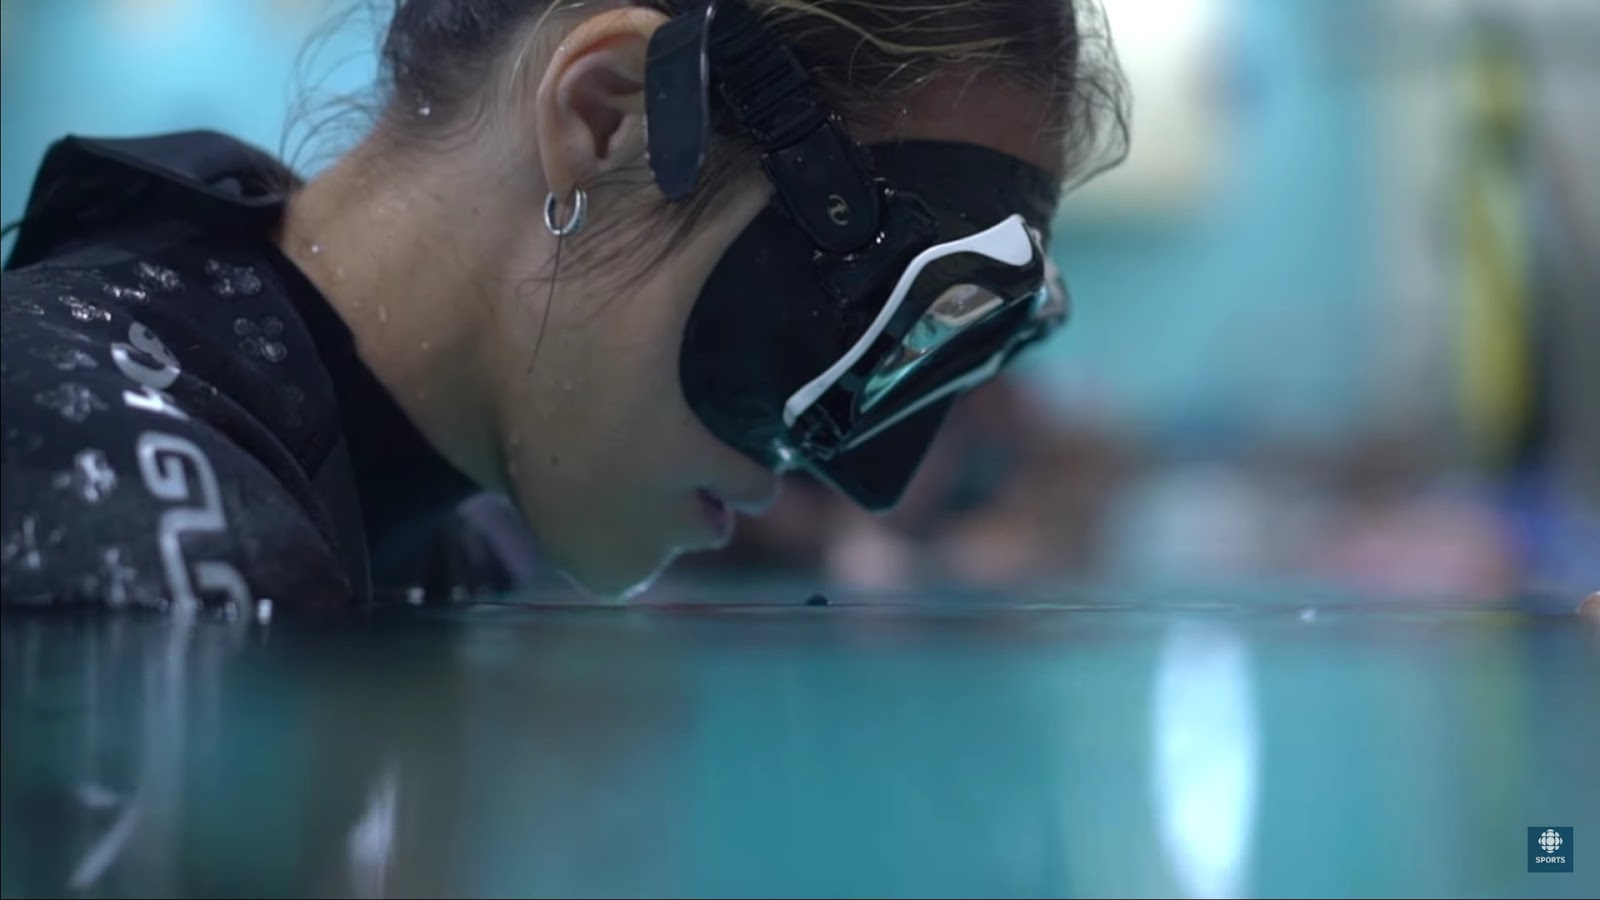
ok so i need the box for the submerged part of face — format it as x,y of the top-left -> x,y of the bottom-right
444,2 -> 1112,599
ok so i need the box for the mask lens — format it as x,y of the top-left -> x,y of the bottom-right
861,281 -> 1009,414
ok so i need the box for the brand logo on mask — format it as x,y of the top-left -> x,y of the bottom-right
827,194 -> 850,226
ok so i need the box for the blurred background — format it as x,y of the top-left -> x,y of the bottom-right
4,0 -> 1597,603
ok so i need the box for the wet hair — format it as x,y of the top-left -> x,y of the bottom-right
293,0 -> 1128,281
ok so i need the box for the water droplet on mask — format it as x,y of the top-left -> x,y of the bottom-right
772,442 -> 800,472
417,103 -> 432,118
256,598 -> 274,624
263,342 -> 288,363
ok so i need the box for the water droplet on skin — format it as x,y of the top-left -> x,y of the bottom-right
420,340 -> 432,352
334,267 -> 347,282
256,598 -> 274,624
418,104 -> 432,118
561,380 -> 574,393
377,306 -> 389,324
406,587 -> 426,606
310,243 -> 323,255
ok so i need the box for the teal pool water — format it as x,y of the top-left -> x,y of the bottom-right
3,589 -> 1596,898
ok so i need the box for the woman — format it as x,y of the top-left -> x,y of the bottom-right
0,0 -> 1127,612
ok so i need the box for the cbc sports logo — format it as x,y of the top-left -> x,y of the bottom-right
1528,826 -> 1574,873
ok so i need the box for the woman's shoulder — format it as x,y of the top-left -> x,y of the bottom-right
3,230 -> 343,470
2,131 -> 337,468
0,227 -> 358,614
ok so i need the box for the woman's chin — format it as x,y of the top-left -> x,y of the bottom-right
558,548 -> 682,603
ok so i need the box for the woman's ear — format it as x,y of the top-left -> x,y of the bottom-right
535,8 -> 669,199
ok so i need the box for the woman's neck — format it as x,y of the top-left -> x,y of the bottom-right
277,142 -> 521,491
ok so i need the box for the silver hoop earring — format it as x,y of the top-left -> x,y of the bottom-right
543,188 -> 588,237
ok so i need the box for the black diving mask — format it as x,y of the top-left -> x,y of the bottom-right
645,0 -> 1070,511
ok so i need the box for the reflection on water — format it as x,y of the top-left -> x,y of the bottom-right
1152,622 -> 1258,899
345,761 -> 400,899
1,594 -> 1596,899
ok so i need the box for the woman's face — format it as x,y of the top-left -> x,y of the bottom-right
492,45 -> 1064,599
493,177 -> 783,599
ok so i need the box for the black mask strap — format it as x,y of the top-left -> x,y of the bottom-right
645,4 -> 715,202
645,0 -> 881,253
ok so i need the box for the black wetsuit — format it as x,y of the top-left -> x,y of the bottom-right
1,132 -> 532,613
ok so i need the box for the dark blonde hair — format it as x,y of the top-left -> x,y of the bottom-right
382,0 -> 1127,175
298,0 -> 1128,282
